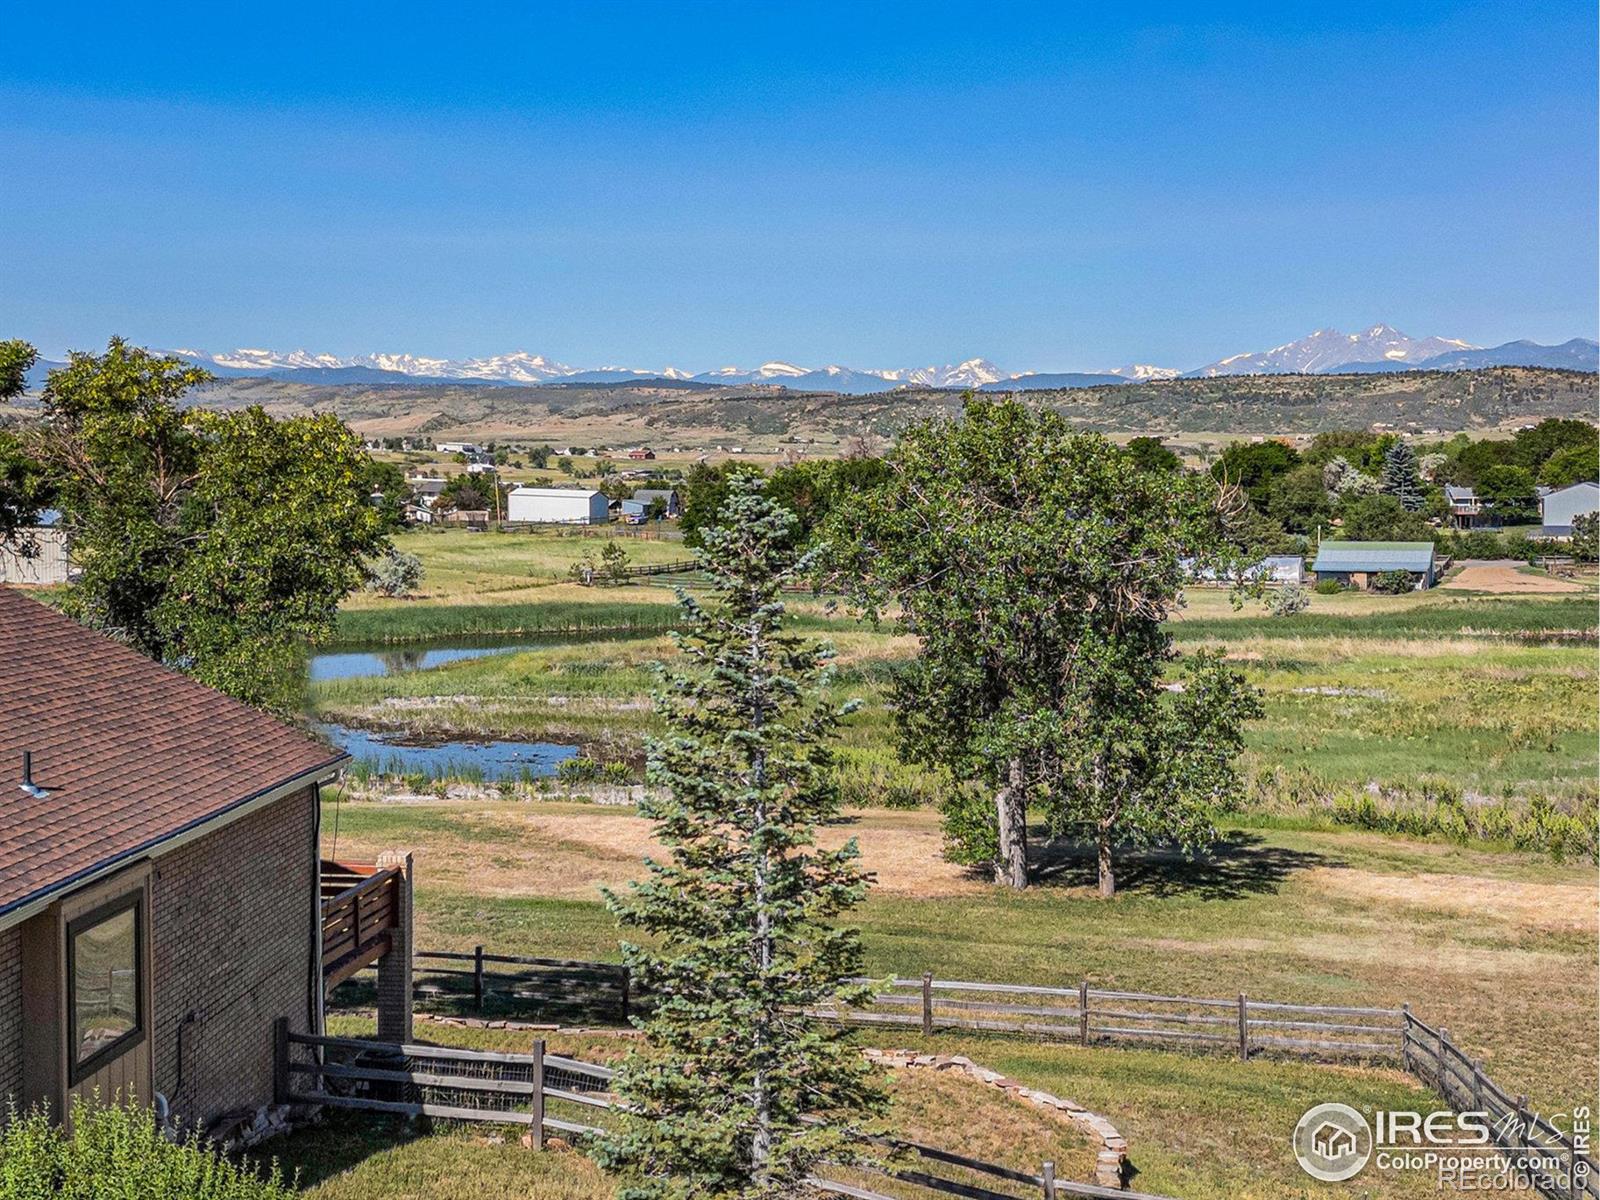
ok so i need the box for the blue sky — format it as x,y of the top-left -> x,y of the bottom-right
3,1 -> 1595,373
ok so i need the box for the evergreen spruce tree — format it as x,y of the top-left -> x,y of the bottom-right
1380,441 -> 1425,511
598,475 -> 882,1200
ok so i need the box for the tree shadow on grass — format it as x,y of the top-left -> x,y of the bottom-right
257,1110 -> 428,1189
1029,829 -> 1341,900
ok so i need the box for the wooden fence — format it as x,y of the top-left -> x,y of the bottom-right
813,974 -> 1404,1061
274,1021 -> 617,1145
364,950 -> 1594,1198
412,948 -> 632,1022
1401,1011 -> 1596,1200
575,558 -> 700,584
275,1021 -> 1169,1199
320,863 -> 401,989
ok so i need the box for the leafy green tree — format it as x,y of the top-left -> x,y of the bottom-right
1125,436 -> 1182,473
1510,418 -> 1596,471
1338,494 -> 1433,542
601,539 -> 630,584
1379,441 -> 1425,511
823,397 -> 1259,893
363,458 -> 412,531
1211,440 -> 1301,508
599,476 -> 881,1199
1266,463 -> 1332,534
1570,512 -> 1599,563
681,460 -> 753,547
1477,464 -> 1538,524
435,472 -> 500,514
1539,441 -> 1599,488
0,340 -> 55,543
40,338 -> 388,711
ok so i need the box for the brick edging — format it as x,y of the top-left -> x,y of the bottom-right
864,1048 -> 1128,1190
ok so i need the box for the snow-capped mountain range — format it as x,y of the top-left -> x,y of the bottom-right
1187,325 -> 1474,377
155,326 -> 1597,395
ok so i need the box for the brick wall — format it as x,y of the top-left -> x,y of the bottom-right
0,927 -> 20,1106
151,785 -> 317,1127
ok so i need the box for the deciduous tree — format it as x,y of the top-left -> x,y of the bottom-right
0,341 -> 55,546
599,477 -> 881,1198
40,338 -> 389,710
822,397 -> 1260,894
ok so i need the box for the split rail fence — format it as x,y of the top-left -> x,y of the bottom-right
275,1019 -> 1172,1200
336,950 -> 1596,1199
1401,1011 -> 1595,1199
817,974 -> 1403,1061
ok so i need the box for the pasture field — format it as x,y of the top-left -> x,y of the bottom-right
300,528 -> 1598,1198
319,530 -> 1598,806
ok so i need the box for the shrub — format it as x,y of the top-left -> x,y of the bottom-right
0,1097 -> 294,1199
366,549 -> 423,597
1371,569 -> 1418,594
557,756 -> 603,783
1266,582 -> 1310,616
1313,578 -> 1345,595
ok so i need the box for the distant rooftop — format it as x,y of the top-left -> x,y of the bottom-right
1312,541 -> 1435,573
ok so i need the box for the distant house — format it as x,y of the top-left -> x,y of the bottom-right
629,488 -> 682,519
402,500 -> 435,526
434,442 -> 480,455
465,462 -> 497,475
506,487 -> 610,525
0,588 -> 414,1134
0,511 -> 72,586
1311,541 -> 1437,590
1444,485 -> 1496,530
627,447 -> 657,460
1539,481 -> 1599,537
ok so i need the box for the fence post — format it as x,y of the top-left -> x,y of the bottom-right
621,966 -> 631,1022
921,972 -> 934,1037
273,1016 -> 289,1105
530,1039 -> 545,1150
1437,1026 -> 1448,1096
1079,980 -> 1090,1046
474,945 -> 485,1013
1041,1159 -> 1057,1200
1237,994 -> 1249,1061
1400,1004 -> 1412,1070
1472,1058 -> 1484,1115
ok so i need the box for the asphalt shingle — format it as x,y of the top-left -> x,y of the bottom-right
0,587 -> 344,918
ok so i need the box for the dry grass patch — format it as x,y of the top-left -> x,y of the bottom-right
1306,866 -> 1599,934
329,801 -> 984,900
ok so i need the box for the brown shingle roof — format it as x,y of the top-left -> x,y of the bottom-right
0,587 -> 345,919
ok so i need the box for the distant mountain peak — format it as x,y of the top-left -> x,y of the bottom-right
1190,325 -> 1483,377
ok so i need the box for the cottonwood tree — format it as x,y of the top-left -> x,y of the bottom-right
599,476 -> 881,1199
822,396 -> 1261,895
40,338 -> 390,710
0,340 -> 54,544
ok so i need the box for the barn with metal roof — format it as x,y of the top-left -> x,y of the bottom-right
1310,541 -> 1437,589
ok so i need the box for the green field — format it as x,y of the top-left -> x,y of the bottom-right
297,528 -> 1598,1199
317,533 -> 1598,808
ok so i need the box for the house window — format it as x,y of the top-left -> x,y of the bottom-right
66,894 -> 144,1082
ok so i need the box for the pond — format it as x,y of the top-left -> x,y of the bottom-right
310,642 -> 532,682
309,639 -> 579,780
318,722 -> 578,782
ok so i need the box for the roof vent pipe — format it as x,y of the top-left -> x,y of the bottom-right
19,751 -> 49,799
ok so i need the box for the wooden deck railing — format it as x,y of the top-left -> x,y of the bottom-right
321,860 -> 400,989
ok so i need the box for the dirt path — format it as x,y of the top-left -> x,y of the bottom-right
1442,560 -> 1582,593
